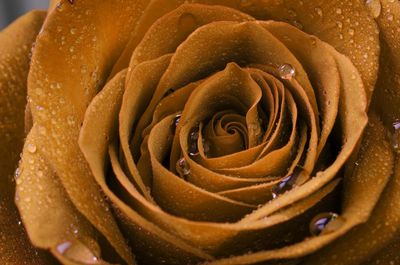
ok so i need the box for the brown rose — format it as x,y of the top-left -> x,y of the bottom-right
1,0 -> 400,264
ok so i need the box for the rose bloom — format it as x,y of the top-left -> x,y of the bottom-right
1,0 -> 400,264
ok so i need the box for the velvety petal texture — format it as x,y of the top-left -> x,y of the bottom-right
0,10 -> 55,265
0,0 -> 399,265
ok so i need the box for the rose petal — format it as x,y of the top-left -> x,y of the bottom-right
262,21 -> 340,158
149,115 -> 257,222
79,70 -> 212,264
27,0 -> 150,262
132,0 -> 379,102
17,126 -> 119,264
240,41 -> 367,223
302,114 -> 395,265
371,0 -> 400,127
364,238 -> 400,265
120,54 -> 172,199
0,10 -> 55,265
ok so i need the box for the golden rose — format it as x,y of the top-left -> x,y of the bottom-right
1,0 -> 400,264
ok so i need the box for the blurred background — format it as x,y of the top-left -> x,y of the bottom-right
0,0 -> 49,30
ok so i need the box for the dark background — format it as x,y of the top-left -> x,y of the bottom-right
0,0 -> 49,30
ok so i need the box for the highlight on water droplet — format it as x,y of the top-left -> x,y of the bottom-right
278,63 -> 296,80
365,0 -> 382,18
309,212 -> 345,236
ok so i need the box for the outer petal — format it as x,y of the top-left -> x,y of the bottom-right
27,0 -> 150,263
0,11 -> 55,265
371,0 -> 400,126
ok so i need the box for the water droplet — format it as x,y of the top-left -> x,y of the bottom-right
70,28 -> 77,35
292,20 -> 303,30
178,13 -> 198,33
56,241 -> 99,264
391,120 -> 400,153
202,139 -> 210,155
310,37 -> 317,46
271,167 -> 308,199
393,120 -> 400,130
15,167 -> 21,179
365,0 -> 382,18
177,158 -> 190,176
27,143 -> 37,154
315,7 -> 323,17
36,105 -> 45,112
67,116 -> 76,126
336,8 -> 342,14
348,28 -> 355,36
278,64 -> 296,80
309,212 -> 345,236
56,2 -> 64,11
173,113 -> 182,129
188,127 -> 200,157
36,170 -> 44,178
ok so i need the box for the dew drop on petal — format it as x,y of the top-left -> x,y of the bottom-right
202,139 -> 210,156
271,167 -> 308,199
315,7 -> 323,17
292,20 -> 303,30
56,241 -> 72,254
15,167 -> 21,180
178,13 -> 198,33
173,113 -> 182,129
56,241 -> 99,264
309,212 -> 345,236
278,64 -> 295,80
27,143 -> 37,154
365,0 -> 382,18
188,127 -> 200,157
391,120 -> 400,153
177,158 -> 190,176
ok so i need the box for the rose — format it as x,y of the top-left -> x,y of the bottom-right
1,0 -> 400,264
